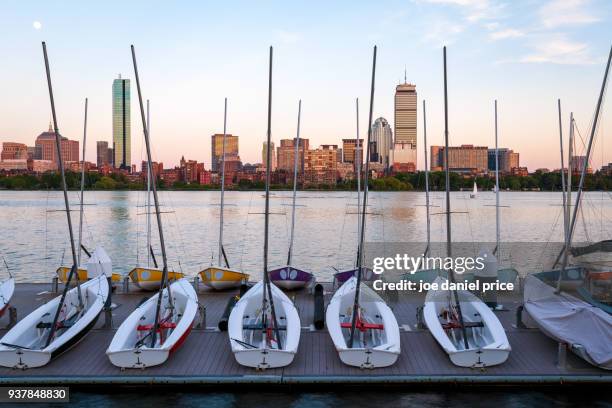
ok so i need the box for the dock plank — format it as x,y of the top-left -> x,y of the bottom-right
0,283 -> 608,385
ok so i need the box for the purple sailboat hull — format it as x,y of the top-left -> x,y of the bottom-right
333,267 -> 375,285
269,266 -> 314,290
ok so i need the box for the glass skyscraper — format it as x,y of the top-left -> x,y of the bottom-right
113,75 -> 131,170
371,117 -> 393,171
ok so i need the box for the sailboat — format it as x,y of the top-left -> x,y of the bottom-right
0,260 -> 15,317
198,98 -> 249,290
128,100 -> 184,291
333,98 -> 374,286
270,100 -> 314,290
470,181 -> 477,198
106,46 -> 197,369
228,47 -> 301,369
56,98 -> 115,285
422,47 -> 510,368
524,46 -> 612,370
0,42 -> 109,369
326,47 -> 401,369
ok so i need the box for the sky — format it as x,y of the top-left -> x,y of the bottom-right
0,0 -> 611,171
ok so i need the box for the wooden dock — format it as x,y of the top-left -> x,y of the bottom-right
0,282 -> 609,386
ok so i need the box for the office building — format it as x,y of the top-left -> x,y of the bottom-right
277,138 -> 309,172
488,148 -> 520,174
211,133 -> 239,171
394,81 -> 417,169
342,138 -> 364,169
262,141 -> 277,170
1,142 -> 28,160
113,75 -> 131,170
371,117 -> 393,170
430,144 -> 488,175
34,124 -> 79,168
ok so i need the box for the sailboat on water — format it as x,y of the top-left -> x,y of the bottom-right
128,100 -> 184,291
470,181 -> 477,198
326,47 -> 400,369
228,47 -> 301,369
524,46 -> 612,370
422,47 -> 510,368
198,99 -> 249,290
270,100 -> 315,290
106,46 -> 197,369
0,43 -> 109,369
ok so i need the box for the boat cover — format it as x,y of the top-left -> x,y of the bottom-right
524,274 -> 612,369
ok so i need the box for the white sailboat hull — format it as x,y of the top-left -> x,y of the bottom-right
228,281 -> 300,369
423,278 -> 510,368
0,277 -> 15,315
326,277 -> 400,369
0,276 -> 108,369
106,279 -> 197,369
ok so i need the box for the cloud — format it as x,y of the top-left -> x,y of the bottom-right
422,19 -> 466,46
539,0 -> 600,28
489,28 -> 525,40
517,35 -> 596,64
418,0 -> 504,22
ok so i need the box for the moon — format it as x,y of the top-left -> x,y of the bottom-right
33,21 -> 42,30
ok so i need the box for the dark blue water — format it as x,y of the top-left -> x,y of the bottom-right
46,390 -> 610,408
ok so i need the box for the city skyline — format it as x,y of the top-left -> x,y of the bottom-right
0,1 -> 611,171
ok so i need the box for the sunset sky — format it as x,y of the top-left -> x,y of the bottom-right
0,0 -> 611,171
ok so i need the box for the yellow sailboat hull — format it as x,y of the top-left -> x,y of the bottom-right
56,266 -> 88,283
128,267 -> 185,291
198,266 -> 249,290
57,267 -> 122,284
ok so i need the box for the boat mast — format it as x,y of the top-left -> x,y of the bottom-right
77,97 -> 88,266
567,112 -> 573,228
130,45 -> 174,348
262,46 -> 283,349
557,100 -> 569,257
558,45 -> 612,290
494,100 -> 500,255
355,98 -> 362,266
146,99 -> 152,267
348,45 -> 376,348
553,110 -> 575,269
556,100 -> 568,292
42,42 -> 84,348
287,100 -> 302,266
423,99 -> 431,257
442,46 -> 469,349
218,98 -> 229,268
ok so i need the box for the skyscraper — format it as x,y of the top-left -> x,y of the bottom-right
262,141 -> 277,170
211,133 -> 239,171
113,75 -> 131,170
371,117 -> 393,170
96,141 -> 112,168
393,80 -> 417,170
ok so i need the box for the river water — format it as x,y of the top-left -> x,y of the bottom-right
1,190 -> 611,282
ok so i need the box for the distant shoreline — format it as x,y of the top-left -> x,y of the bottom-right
1,170 -> 610,192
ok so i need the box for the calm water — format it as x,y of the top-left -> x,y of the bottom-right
0,190 -> 611,282
55,390 -> 612,408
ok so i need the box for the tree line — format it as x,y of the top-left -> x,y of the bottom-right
1,170 -> 610,191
